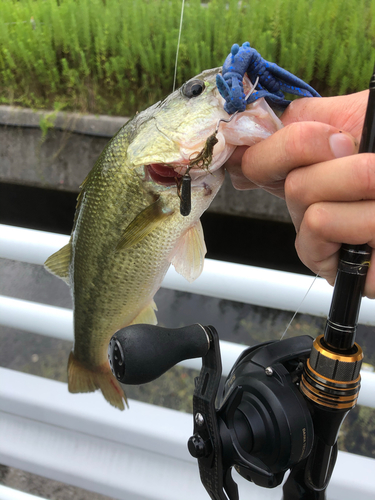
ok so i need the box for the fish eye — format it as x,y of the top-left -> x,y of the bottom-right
182,79 -> 205,98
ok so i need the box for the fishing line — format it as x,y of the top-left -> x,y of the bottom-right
244,76 -> 259,101
173,0 -> 186,93
279,272 -> 319,340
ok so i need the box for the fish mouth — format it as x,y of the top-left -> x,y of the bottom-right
144,124 -> 234,187
145,126 -> 240,187
147,163 -> 185,186
146,162 -> 218,187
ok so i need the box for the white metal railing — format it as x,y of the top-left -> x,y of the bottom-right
2,224 -> 375,324
0,294 -> 374,408
1,224 -> 375,500
1,367 -> 375,500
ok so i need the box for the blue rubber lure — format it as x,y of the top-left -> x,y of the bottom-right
216,42 -> 321,114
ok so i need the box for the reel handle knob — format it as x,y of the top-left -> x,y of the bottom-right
108,323 -> 210,384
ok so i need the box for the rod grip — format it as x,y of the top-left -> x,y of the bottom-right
324,244 -> 371,349
323,67 -> 375,350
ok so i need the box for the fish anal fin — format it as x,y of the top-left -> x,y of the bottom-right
68,351 -> 128,410
44,242 -> 72,284
116,198 -> 173,252
170,220 -> 207,283
130,300 -> 158,325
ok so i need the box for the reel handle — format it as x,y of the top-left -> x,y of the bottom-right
108,323 -> 210,384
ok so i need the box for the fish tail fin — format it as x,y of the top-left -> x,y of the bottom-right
68,352 -> 128,411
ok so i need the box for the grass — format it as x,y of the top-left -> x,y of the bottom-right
1,0 -> 374,116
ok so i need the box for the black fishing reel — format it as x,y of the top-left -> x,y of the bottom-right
108,324 -> 315,499
108,314 -> 364,500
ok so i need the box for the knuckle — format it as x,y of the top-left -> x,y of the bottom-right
284,168 -> 304,202
302,203 -> 328,236
294,232 -> 319,275
353,154 -> 375,196
294,234 -> 307,264
283,122 -> 305,160
283,122 -> 321,162
241,146 -> 257,176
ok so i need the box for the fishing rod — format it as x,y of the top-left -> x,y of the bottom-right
280,66 -> 375,499
107,68 -> 375,499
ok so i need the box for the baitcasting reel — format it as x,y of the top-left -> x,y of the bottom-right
108,323 -> 314,496
108,316 -> 363,500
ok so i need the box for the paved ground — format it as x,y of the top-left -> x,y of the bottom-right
1,465 -> 114,500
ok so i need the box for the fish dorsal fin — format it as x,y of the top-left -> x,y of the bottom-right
170,220 -> 207,283
130,300 -> 158,325
44,241 -> 72,284
116,197 -> 173,252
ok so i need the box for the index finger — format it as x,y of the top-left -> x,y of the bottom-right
241,121 -> 358,197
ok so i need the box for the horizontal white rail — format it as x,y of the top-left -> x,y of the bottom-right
1,368 -> 374,500
0,296 -> 73,341
0,294 -> 374,408
0,295 -> 242,376
1,224 -> 375,324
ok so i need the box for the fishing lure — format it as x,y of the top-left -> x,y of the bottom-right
179,174 -> 192,216
179,112 -> 240,216
216,42 -> 321,114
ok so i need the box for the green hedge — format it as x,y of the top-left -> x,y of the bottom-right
1,0 -> 374,115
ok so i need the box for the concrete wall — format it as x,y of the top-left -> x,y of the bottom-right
0,105 -> 291,223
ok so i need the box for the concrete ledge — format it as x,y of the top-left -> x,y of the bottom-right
0,106 -> 291,222
0,105 -> 127,137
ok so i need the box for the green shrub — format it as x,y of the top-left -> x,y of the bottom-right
1,0 -> 374,115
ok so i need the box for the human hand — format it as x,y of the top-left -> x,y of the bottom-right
225,91 -> 375,298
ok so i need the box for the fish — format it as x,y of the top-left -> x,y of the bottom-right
44,67 -> 282,410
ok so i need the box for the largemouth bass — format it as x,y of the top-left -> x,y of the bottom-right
45,68 -> 282,410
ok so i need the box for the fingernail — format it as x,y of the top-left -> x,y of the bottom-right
329,132 -> 357,158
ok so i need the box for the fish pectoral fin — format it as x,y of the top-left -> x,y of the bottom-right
68,352 -> 128,411
129,300 -> 158,325
44,241 -> 72,284
116,198 -> 174,252
169,220 -> 207,283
